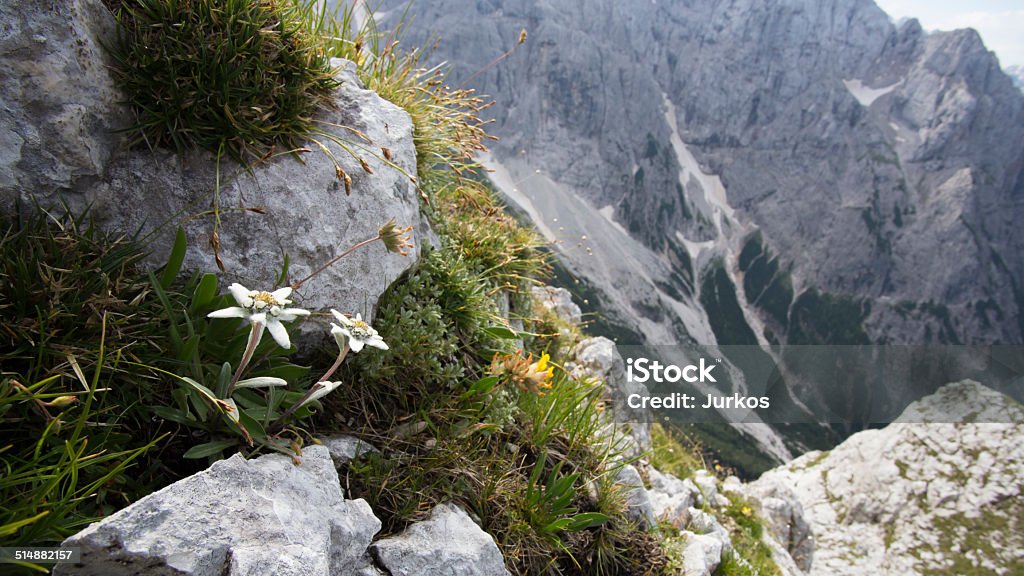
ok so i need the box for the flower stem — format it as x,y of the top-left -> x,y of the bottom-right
319,344 -> 350,383
273,383 -> 322,429
229,322 -> 263,396
291,235 -> 382,290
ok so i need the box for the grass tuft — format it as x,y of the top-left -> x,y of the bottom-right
0,205 -> 185,550
108,0 -> 339,161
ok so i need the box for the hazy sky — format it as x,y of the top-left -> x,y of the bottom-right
874,0 -> 1024,68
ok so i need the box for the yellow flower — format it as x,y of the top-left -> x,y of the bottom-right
490,350 -> 554,394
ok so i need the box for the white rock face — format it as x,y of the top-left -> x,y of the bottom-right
614,464 -> 658,531
647,468 -> 702,526
370,503 -> 510,576
738,476 -> 814,571
566,336 -> 652,455
1,0 -> 425,324
678,532 -> 724,576
531,285 -> 582,324
686,508 -> 733,554
751,380 -> 1024,576
56,446 -> 382,576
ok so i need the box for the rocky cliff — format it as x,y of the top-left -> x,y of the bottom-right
373,0 -> 1024,347
748,380 -> 1024,575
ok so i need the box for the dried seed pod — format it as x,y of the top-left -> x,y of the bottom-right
359,157 -> 374,174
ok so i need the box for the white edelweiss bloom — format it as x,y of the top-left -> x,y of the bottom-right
330,309 -> 388,353
208,283 -> 310,349
299,380 -> 342,408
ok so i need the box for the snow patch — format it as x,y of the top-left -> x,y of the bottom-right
662,93 -> 735,233
843,78 -> 901,107
598,205 -> 630,236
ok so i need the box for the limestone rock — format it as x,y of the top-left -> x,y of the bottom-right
319,434 -> 379,470
531,285 -> 582,324
752,380 -> 1024,576
692,469 -> 728,508
370,503 -> 510,576
566,337 -> 651,455
2,0 -> 425,326
739,477 -> 814,571
686,508 -> 732,554
678,532 -> 723,576
614,464 -> 656,531
0,0 -> 129,202
85,59 -> 423,325
55,445 -> 382,576
646,468 -> 701,526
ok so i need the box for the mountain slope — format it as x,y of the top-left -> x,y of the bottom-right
373,0 -> 1024,346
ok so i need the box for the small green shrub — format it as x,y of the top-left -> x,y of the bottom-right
336,246 -> 509,418
109,0 -> 339,160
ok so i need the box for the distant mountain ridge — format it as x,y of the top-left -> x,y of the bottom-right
1007,65 -> 1024,90
374,0 -> 1024,348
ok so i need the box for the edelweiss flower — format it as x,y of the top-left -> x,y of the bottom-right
330,309 -> 388,353
208,283 -> 310,349
298,380 -> 342,408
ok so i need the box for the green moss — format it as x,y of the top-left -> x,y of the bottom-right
711,494 -> 782,576
919,496 -> 1024,576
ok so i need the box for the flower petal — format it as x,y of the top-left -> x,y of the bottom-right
331,309 -> 354,327
271,286 -> 293,303
276,307 -> 311,322
299,381 -> 341,408
228,283 -> 252,307
265,318 -> 292,349
330,324 -> 348,350
366,336 -> 389,351
208,306 -> 248,319
348,338 -> 365,353
234,376 -> 289,389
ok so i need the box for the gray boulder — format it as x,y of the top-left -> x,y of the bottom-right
0,0 -> 129,201
2,0 -> 425,324
531,285 -> 582,324
678,532 -> 724,576
613,464 -> 657,531
687,507 -> 732,554
739,477 -> 814,572
566,337 -> 651,455
692,469 -> 729,508
55,445 -> 381,576
646,468 -> 701,526
370,503 -> 510,576
87,58 -> 423,324
319,434 -> 379,470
